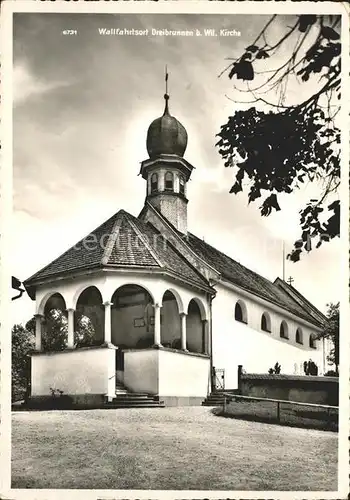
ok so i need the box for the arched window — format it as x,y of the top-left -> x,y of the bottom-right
150,173 -> 158,193
261,312 -> 271,332
165,171 -> 174,191
296,327 -> 303,344
179,175 -> 185,195
280,320 -> 289,339
234,300 -> 247,324
309,334 -> 316,349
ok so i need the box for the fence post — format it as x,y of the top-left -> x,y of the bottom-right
211,366 -> 216,392
223,395 -> 227,414
277,401 -> 280,422
327,406 -> 331,430
238,365 -> 243,394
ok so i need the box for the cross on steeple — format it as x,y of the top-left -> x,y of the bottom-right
163,65 -> 170,115
287,276 -> 294,286
165,65 -> 169,96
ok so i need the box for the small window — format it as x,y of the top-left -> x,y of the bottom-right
234,301 -> 247,324
165,172 -> 174,191
151,173 -> 158,193
309,334 -> 316,349
280,320 -> 289,339
296,327 -> 303,344
261,312 -> 271,332
179,176 -> 185,195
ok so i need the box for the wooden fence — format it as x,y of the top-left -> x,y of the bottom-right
220,392 -> 338,431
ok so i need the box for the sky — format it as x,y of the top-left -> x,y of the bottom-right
11,12 -> 342,324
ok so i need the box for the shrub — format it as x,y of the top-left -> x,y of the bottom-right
268,362 -> 281,374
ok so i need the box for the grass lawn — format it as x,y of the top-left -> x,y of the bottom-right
12,407 -> 338,490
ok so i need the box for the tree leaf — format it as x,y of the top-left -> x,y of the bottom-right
235,61 -> 254,81
321,26 -> 340,40
230,182 -> 242,194
298,15 -> 317,33
228,65 -> 237,79
245,45 -> 259,53
256,50 -> 270,59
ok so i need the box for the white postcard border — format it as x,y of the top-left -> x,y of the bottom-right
1,1 -> 349,499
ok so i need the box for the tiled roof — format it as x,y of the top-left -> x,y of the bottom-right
274,278 -> 326,325
185,232 -> 324,327
25,210 -> 209,291
108,216 -> 158,267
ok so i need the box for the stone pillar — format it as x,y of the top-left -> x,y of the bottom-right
34,314 -> 44,351
153,303 -> 162,347
104,301 -> 113,344
180,313 -> 187,351
174,172 -> 180,193
202,319 -> 209,354
159,171 -> 165,192
237,365 -> 243,394
67,308 -> 75,348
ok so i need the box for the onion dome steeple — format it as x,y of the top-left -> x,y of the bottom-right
140,68 -> 194,234
146,73 -> 188,158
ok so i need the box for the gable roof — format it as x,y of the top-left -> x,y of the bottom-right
185,232 -> 325,327
274,278 -> 327,325
24,210 -> 211,292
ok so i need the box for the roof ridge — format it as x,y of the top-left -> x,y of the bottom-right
158,231 -> 215,287
274,278 -> 326,322
101,212 -> 125,265
124,213 -> 164,268
141,202 -> 220,277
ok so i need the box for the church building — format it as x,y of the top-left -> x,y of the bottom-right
24,88 -> 327,407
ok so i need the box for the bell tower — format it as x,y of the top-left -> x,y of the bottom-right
139,70 -> 194,234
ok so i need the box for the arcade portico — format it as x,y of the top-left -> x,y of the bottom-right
31,270 -> 212,404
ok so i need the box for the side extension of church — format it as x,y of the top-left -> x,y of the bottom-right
24,90 -> 328,407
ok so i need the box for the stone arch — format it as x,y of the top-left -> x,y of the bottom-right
72,284 -> 105,310
165,171 -> 174,191
43,292 -> 66,314
150,172 -> 158,193
280,320 -> 289,339
160,290 -> 182,349
111,284 -> 154,349
234,299 -> 248,324
42,293 -> 67,351
261,312 -> 271,332
38,291 -> 66,315
186,298 -> 207,354
109,282 -> 155,305
296,327 -> 303,344
161,288 -> 184,314
188,296 -> 207,321
75,286 -> 104,347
